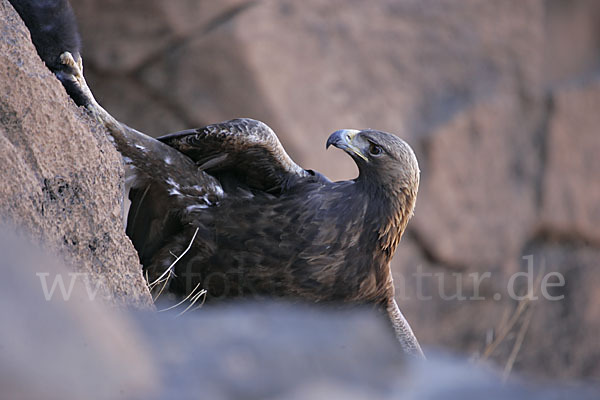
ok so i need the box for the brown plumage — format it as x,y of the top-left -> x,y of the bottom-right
127,120 -> 422,357
132,122 -> 420,306
49,51 -> 424,357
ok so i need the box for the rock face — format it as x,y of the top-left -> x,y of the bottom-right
541,80 -> 600,243
0,0 -> 152,307
68,0 -> 600,380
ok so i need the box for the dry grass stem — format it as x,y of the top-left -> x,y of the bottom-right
502,306 -> 534,381
147,227 -> 200,302
479,262 -> 546,362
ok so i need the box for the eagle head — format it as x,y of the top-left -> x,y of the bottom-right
326,128 -> 420,254
326,129 -> 419,194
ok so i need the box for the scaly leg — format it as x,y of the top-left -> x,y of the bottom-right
58,51 -> 154,148
387,298 -> 426,359
56,51 -> 207,178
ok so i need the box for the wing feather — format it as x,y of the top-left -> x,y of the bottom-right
158,118 -> 313,193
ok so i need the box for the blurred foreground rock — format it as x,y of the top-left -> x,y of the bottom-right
0,0 -> 152,307
1,227 -> 597,399
0,228 -> 156,400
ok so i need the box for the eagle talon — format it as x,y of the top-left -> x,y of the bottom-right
59,51 -> 83,79
57,51 -> 96,108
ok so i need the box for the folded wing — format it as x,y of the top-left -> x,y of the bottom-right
158,118 -> 318,193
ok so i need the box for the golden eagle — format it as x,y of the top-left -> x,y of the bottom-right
60,51 -> 423,357
9,0 -> 424,356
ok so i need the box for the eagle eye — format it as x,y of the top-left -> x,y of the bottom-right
368,143 -> 383,156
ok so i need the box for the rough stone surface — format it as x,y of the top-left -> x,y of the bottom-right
137,26 -> 284,134
73,0 -> 251,73
26,0 -> 600,381
0,0 -> 152,307
412,94 -> 544,269
541,80 -> 600,243
544,0 -> 600,87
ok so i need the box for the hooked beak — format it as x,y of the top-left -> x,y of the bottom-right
326,129 -> 368,161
